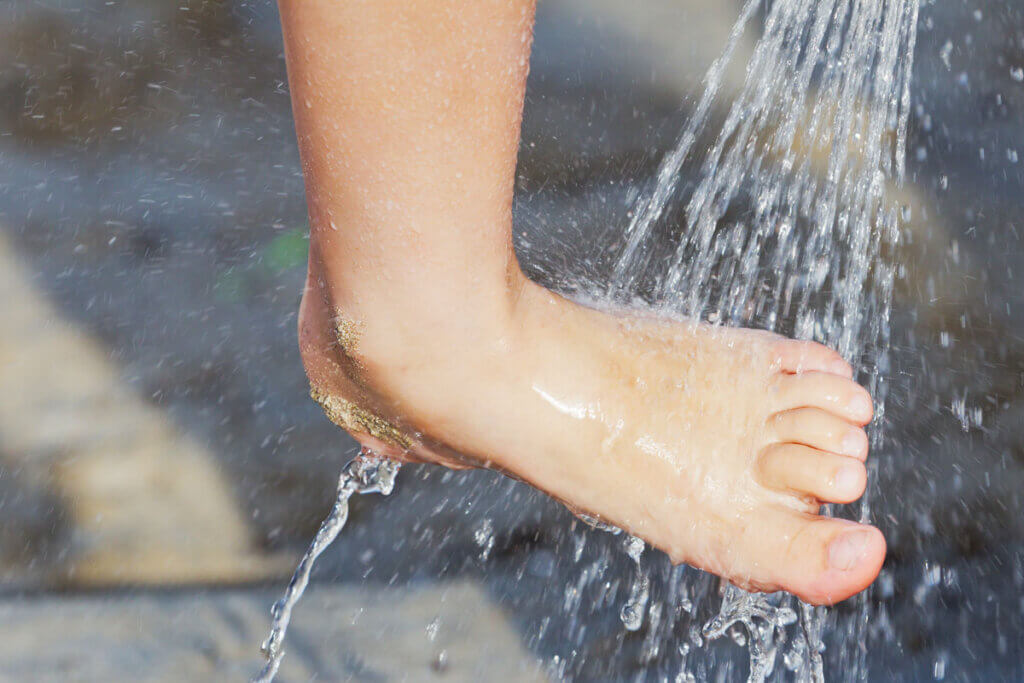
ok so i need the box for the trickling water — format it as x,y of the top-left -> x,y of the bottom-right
252,450 -> 400,683
619,535 -> 650,631
606,0 -> 920,679
251,0 -> 918,679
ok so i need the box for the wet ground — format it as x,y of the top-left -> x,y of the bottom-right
0,0 -> 1022,680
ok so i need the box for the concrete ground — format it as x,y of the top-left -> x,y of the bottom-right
0,581 -> 545,682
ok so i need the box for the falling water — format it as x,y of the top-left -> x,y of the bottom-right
251,0 -> 918,679
606,0 -> 920,679
619,535 -> 651,632
252,451 -> 400,683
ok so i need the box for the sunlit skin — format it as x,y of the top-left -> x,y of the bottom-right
278,0 -> 886,605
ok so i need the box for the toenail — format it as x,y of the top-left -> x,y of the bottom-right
833,465 -> 861,492
830,360 -> 851,375
849,394 -> 872,416
828,530 -> 872,571
841,431 -> 864,457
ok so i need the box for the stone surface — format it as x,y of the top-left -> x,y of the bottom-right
0,233 -> 289,587
0,581 -> 545,683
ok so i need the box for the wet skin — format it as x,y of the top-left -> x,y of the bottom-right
299,267 -> 885,605
279,0 -> 886,606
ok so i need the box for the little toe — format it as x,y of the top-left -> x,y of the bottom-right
757,443 -> 867,503
741,509 -> 886,605
769,408 -> 869,459
774,340 -> 852,377
772,372 -> 873,424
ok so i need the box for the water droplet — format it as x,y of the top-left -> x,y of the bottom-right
426,617 -> 440,642
940,41 -> 953,69
620,599 -> 646,632
473,518 -> 495,561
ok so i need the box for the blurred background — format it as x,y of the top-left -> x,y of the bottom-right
0,0 -> 1022,680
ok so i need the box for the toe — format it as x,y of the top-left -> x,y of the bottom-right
756,443 -> 867,503
774,340 -> 852,377
769,408 -> 869,460
740,509 -> 886,605
771,372 -> 873,425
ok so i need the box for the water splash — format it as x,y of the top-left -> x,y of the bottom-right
252,450 -> 400,683
702,585 -> 799,683
607,0 -> 920,678
254,0 -> 919,677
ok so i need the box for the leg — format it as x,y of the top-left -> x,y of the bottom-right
278,0 -> 885,605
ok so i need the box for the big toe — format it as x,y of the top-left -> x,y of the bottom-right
741,508 -> 886,605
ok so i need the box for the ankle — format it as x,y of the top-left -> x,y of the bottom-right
310,257 -> 532,381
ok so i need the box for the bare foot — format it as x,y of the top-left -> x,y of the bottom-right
299,268 -> 884,606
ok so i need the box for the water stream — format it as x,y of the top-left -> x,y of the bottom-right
255,0 -> 919,679
605,0 -> 919,679
253,452 -> 400,682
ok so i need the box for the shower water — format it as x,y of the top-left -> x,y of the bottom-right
253,0 -> 920,679
603,0 -> 919,679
